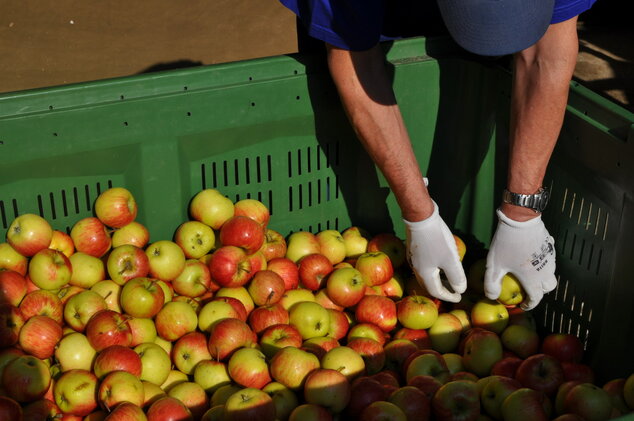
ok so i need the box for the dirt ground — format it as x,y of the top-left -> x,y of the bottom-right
0,0 -> 631,112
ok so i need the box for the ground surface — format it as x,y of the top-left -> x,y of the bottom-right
0,0 -> 631,112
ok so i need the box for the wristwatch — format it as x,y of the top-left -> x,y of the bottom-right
502,187 -> 550,213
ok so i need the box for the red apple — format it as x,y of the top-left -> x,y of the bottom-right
103,401 -> 146,421
70,217 -> 112,258
155,301 -> 198,342
500,324 -> 540,359
432,380 -> 481,421
248,302 -> 289,335
326,266 -> 366,308
298,253 -> 334,291
248,269 -> 285,306
172,332 -> 212,375
85,309 -> 132,351
541,333 -> 584,364
0,396 -> 22,420
219,216 -> 265,254
147,396 -> 193,421
393,327 -> 432,349
6,214 -> 53,257
561,361 -> 595,383
211,296 -> 248,321
361,400 -> 408,421
2,355 -> 51,403
325,308 -> 349,340
19,289 -> 64,324
260,229 -> 287,261
21,398 -> 62,421
563,382 -> 612,421
93,344 -> 143,379
515,353 -> 565,396
167,381 -> 209,420
0,269 -> 27,306
345,376 -> 389,417
355,251 -> 393,287
407,375 -> 444,399
355,295 -> 397,333
209,246 -> 253,288
347,337 -> 386,375
302,336 -> 340,360
94,187 -> 138,228
18,314 -> 62,359
267,257 -> 299,290
0,303 -> 25,347
383,339 -> 418,373
269,346 -> 320,391
259,323 -> 303,359
28,248 -> 73,290
106,244 -> 150,285
396,294 -> 438,330
480,375 -> 522,419
367,233 -> 406,268
388,385 -> 431,421
491,356 -> 523,378
501,387 -> 549,421
227,347 -> 272,389
234,198 -> 270,226
207,317 -> 257,361
304,368 -> 351,413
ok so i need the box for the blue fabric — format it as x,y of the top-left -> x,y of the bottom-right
280,0 -> 596,51
552,0 -> 597,23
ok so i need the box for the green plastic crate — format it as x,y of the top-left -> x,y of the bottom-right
1,36 -> 633,398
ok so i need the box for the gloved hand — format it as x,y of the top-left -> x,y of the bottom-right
484,208 -> 557,310
404,200 -> 467,303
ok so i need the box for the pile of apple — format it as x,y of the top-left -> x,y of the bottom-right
0,187 -> 633,421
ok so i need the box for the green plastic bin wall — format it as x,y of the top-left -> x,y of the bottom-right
1,37 -> 633,389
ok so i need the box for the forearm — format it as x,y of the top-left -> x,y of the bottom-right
326,44 -> 434,222
504,18 -> 579,221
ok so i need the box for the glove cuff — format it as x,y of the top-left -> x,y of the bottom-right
496,208 -> 543,229
403,200 -> 440,229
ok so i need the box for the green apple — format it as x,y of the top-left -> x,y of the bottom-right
69,252 -> 105,288
193,360 -> 232,395
262,381 -> 299,421
289,301 -> 330,339
224,387 -> 276,421
316,229 -> 347,265
462,329 -> 503,378
443,353 -> 465,375
624,373 -> 634,410
471,299 -> 509,334
497,273 -> 526,307
500,324 -> 540,359
90,279 -> 122,313
286,231 -> 320,263
145,240 -> 186,281
321,346 -> 366,382
189,188 -> 235,230
174,220 -> 216,259
55,332 -> 97,372
133,342 -> 171,386
341,226 -> 370,258
279,288 -> 315,311
429,313 -> 463,354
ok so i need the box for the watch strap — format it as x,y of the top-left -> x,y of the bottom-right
502,187 -> 550,213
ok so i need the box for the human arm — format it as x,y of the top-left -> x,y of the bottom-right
326,43 -> 466,302
485,17 -> 580,309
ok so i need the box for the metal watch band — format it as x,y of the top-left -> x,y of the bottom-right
502,187 -> 550,213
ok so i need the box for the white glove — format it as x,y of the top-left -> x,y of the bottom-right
404,201 -> 467,303
485,209 -> 557,310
